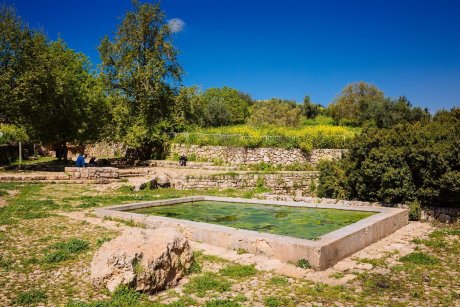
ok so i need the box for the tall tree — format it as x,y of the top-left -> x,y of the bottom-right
0,4 -> 43,124
302,95 -> 322,119
17,39 -> 108,160
202,87 -> 250,126
1,5 -> 107,159
98,0 -> 182,157
328,81 -> 385,126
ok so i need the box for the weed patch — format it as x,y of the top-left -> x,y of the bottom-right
264,296 -> 289,307
269,276 -> 289,286
44,238 -> 89,263
296,258 -> 311,269
16,289 -> 47,305
219,264 -> 257,278
205,299 -> 241,307
400,252 -> 439,265
184,272 -> 231,297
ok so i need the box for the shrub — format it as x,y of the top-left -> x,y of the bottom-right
317,160 -> 348,199
407,200 -> 422,221
319,110 -> 460,207
296,259 -> 311,269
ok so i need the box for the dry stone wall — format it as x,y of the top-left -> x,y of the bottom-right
65,167 -> 119,179
174,172 -> 319,195
169,144 -> 345,165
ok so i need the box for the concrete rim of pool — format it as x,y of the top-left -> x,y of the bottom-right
94,196 -> 408,270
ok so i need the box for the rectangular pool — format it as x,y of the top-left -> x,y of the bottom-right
129,200 -> 375,240
95,196 -> 408,269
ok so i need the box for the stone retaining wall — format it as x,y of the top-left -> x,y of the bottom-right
421,207 -> 460,223
174,172 -> 319,195
169,144 -> 345,165
65,167 -> 119,179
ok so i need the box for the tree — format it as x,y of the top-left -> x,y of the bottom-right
202,87 -> 250,126
0,4 -> 43,124
98,0 -> 181,157
301,95 -> 321,119
1,5 -> 107,160
328,82 -> 430,128
173,86 -> 206,128
18,40 -> 108,160
328,81 -> 385,126
249,98 -> 302,127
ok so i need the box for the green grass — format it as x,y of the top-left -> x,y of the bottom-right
66,285 -> 144,307
269,276 -> 289,286
103,216 -> 146,228
96,236 -> 113,247
399,252 -> 439,265
15,289 -> 48,305
44,238 -> 89,264
329,272 -> 345,279
264,296 -> 289,307
219,264 -> 257,278
236,248 -> 248,255
184,272 -> 232,297
205,299 -> 241,307
186,253 -> 203,274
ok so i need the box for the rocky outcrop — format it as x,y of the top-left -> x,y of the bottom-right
90,228 -> 192,293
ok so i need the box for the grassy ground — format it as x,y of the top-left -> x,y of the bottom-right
0,182 -> 459,306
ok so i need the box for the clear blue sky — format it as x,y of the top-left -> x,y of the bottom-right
5,0 -> 460,111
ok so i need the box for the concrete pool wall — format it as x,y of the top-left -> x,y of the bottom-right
94,196 -> 408,270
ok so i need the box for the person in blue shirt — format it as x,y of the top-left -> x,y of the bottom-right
76,153 -> 85,168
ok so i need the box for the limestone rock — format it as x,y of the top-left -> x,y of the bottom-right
153,175 -> 170,188
437,213 -> 452,224
91,227 -> 192,293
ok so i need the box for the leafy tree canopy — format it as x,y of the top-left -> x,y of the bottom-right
202,87 -> 250,126
98,0 -> 181,153
328,81 -> 429,128
0,5 -> 108,159
249,98 -> 302,127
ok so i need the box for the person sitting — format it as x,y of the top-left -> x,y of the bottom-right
179,154 -> 187,166
76,153 -> 86,168
89,156 -> 96,167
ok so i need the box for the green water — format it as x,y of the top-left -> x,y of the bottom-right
129,201 -> 375,240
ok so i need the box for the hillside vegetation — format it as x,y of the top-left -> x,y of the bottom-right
172,116 -> 359,151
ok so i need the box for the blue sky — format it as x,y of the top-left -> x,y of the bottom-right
5,0 -> 460,111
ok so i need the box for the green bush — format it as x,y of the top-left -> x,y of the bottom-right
407,200 -> 422,221
319,109 -> 460,207
317,160 -> 348,199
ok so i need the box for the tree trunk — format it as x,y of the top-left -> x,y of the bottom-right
62,141 -> 68,162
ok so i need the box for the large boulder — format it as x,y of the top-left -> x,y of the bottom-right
91,227 -> 192,293
151,174 -> 171,189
